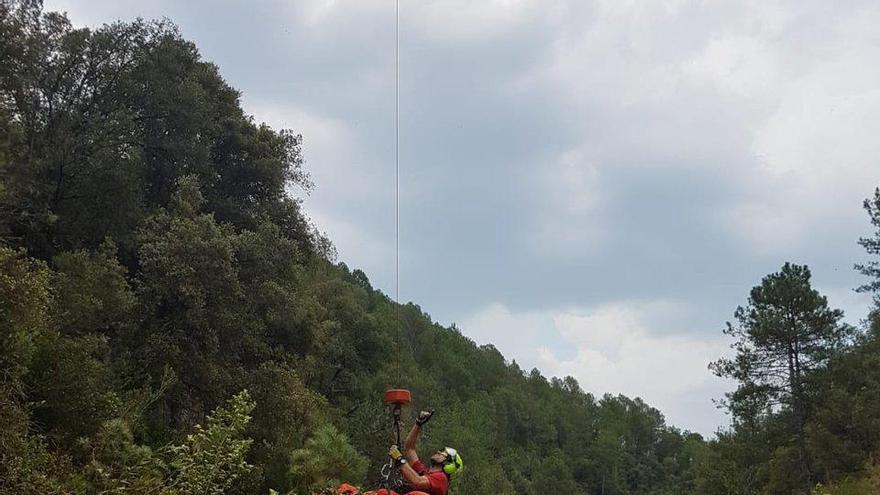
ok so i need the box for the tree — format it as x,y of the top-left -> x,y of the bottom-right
0,246 -> 68,493
288,424 -> 368,493
83,390 -> 257,494
0,0 -> 313,261
856,188 -> 880,306
247,363 -> 327,490
711,263 -> 852,491
167,390 -> 256,495
51,239 -> 135,336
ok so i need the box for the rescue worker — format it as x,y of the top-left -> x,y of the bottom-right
338,410 -> 462,495
387,410 -> 462,495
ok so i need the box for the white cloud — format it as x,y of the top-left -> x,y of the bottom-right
526,148 -> 607,258
462,301 -> 734,435
461,303 -> 560,366
281,0 -> 551,43
714,41 -> 880,255
720,201 -> 807,256
290,0 -> 348,27
245,101 -> 350,153
552,149 -> 601,214
540,302 -> 729,397
518,0 -> 880,260
817,285 -> 874,328
681,3 -> 880,257
683,34 -> 782,99
306,206 -> 393,273
407,0 -> 547,42
752,65 -> 880,190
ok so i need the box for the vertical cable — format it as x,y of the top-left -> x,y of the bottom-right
395,0 -> 401,379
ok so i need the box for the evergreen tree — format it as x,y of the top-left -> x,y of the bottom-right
856,188 -> 880,306
711,263 -> 853,492
289,424 -> 368,494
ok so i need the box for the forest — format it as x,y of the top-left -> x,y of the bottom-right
2,2 -> 880,493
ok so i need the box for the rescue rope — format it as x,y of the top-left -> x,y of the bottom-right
395,0 -> 401,382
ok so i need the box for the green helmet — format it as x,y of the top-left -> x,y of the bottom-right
442,447 -> 463,475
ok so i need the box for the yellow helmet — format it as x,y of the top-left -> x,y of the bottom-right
442,447 -> 463,475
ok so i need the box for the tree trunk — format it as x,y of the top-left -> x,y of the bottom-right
789,337 -> 811,492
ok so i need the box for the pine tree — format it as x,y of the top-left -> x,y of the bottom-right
711,263 -> 853,491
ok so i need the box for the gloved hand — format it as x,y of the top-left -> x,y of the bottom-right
416,410 -> 435,426
389,445 -> 405,465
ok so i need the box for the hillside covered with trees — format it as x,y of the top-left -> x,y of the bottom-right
3,2 -> 880,494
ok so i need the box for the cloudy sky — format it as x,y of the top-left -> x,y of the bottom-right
46,0 -> 880,436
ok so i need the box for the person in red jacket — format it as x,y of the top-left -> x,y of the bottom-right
338,411 -> 462,495
387,410 -> 463,495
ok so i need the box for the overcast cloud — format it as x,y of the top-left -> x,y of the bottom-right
47,0 -> 879,436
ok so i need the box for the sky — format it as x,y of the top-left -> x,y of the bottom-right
45,0 -> 880,436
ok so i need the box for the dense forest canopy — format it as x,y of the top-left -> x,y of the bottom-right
2,2 -> 880,494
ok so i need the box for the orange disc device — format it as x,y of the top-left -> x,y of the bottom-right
384,389 -> 411,406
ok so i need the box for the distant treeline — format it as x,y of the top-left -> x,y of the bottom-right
2,2 -> 880,494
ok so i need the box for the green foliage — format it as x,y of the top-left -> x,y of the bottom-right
80,391 -> 256,495
0,246 -> 50,375
710,263 -> 852,491
82,418 -> 167,493
811,458 -> 880,495
28,331 -> 119,449
167,390 -> 256,495
695,186 -> 880,495
711,264 -> 851,421
0,0 -> 313,260
0,246 -> 73,494
289,424 -> 368,494
51,240 -> 136,335
248,363 -> 327,489
856,188 -> 880,303
531,451 -> 582,492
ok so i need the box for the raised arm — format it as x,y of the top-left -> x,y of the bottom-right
403,424 -> 421,463
404,410 -> 434,463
